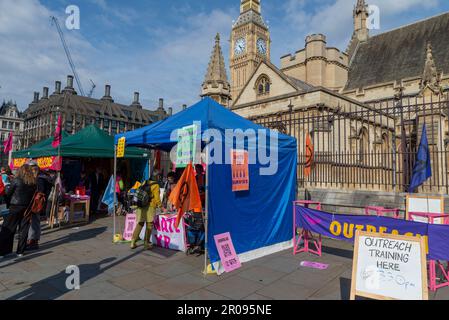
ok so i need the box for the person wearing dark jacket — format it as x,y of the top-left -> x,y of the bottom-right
89,168 -> 104,213
27,167 -> 53,250
0,164 -> 37,258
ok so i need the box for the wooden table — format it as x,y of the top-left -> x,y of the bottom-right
365,206 -> 400,219
67,195 -> 90,225
296,200 -> 322,210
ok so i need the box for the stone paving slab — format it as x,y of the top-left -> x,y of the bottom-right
237,266 -> 287,285
145,272 -> 214,299
255,280 -> 314,300
0,215 -> 448,300
149,261 -> 197,278
243,293 -> 274,300
205,275 -> 265,300
59,280 -> 127,300
110,270 -> 166,292
110,288 -> 166,300
177,289 -> 230,300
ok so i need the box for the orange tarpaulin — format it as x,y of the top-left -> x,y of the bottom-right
169,163 -> 202,228
304,133 -> 314,178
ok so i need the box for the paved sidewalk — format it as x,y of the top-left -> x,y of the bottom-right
0,215 -> 448,300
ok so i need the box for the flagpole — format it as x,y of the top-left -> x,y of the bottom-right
7,133 -> 12,167
113,144 -> 117,242
57,109 -> 62,228
203,143 -> 209,277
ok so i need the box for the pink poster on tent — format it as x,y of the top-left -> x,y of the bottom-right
214,232 -> 241,273
123,213 -> 137,241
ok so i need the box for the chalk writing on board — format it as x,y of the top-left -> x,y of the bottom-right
354,232 -> 426,300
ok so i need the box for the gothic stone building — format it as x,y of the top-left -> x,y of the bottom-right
201,0 -> 449,213
0,101 -> 24,167
23,76 -> 171,148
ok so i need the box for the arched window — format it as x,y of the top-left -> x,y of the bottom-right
359,127 -> 369,164
381,133 -> 390,167
255,75 -> 271,96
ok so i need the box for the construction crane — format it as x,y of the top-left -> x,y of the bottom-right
88,79 -> 96,98
50,16 -> 85,96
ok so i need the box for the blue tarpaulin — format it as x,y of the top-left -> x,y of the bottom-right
115,97 -> 297,264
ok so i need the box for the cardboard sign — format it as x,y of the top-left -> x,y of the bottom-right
117,137 -> 126,158
11,156 -> 62,171
146,214 -> 187,252
123,213 -> 137,241
176,124 -> 198,168
11,158 -> 28,170
406,194 -> 444,221
214,232 -> 241,273
36,156 -> 62,171
350,230 -> 428,300
231,149 -> 249,192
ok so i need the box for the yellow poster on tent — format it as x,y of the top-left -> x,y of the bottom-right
117,137 -> 126,158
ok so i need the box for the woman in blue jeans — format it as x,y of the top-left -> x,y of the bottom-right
186,211 -> 205,255
0,165 -> 37,258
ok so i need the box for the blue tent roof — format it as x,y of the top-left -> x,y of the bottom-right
115,97 -> 296,152
115,97 -> 297,265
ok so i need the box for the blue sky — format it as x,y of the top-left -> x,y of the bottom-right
1,0 -> 449,112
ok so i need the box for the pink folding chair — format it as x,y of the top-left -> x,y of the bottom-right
293,201 -> 322,257
409,211 -> 449,292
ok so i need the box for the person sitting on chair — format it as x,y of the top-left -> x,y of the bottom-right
185,210 -> 205,255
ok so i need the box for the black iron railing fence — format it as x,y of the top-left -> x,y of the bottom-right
249,94 -> 449,194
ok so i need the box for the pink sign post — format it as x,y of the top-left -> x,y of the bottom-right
214,232 -> 241,273
123,213 -> 137,241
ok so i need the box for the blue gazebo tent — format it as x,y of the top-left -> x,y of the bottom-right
115,97 -> 297,273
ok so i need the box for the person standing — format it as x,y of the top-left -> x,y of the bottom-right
89,168 -> 104,213
162,172 -> 177,211
78,171 -> 90,190
27,167 -> 53,250
44,171 -> 58,223
1,167 -> 12,187
0,165 -> 37,258
130,173 -> 161,250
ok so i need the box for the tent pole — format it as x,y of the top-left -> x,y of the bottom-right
204,149 -> 209,277
113,144 -> 117,242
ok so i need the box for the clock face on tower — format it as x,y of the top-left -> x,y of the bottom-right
257,38 -> 267,55
234,37 -> 246,56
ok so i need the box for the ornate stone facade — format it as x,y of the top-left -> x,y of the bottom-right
205,0 -> 449,196
22,76 -> 169,148
201,34 -> 231,106
0,101 -> 24,167
230,0 -> 271,100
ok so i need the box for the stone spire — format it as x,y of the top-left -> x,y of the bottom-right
353,0 -> 369,42
201,33 -> 231,107
240,0 -> 261,14
354,0 -> 367,14
420,42 -> 442,95
347,0 -> 369,60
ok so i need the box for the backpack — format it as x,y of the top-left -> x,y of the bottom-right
0,178 -> 4,196
24,191 -> 47,221
31,192 -> 47,214
133,181 -> 156,208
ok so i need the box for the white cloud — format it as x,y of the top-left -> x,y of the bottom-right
0,0 -> 98,109
0,0 -> 236,113
2,0 -> 443,114
88,8 -> 236,110
372,0 -> 439,15
90,0 -> 141,25
277,0 -> 441,55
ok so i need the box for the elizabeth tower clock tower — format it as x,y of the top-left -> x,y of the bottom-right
230,0 -> 270,100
